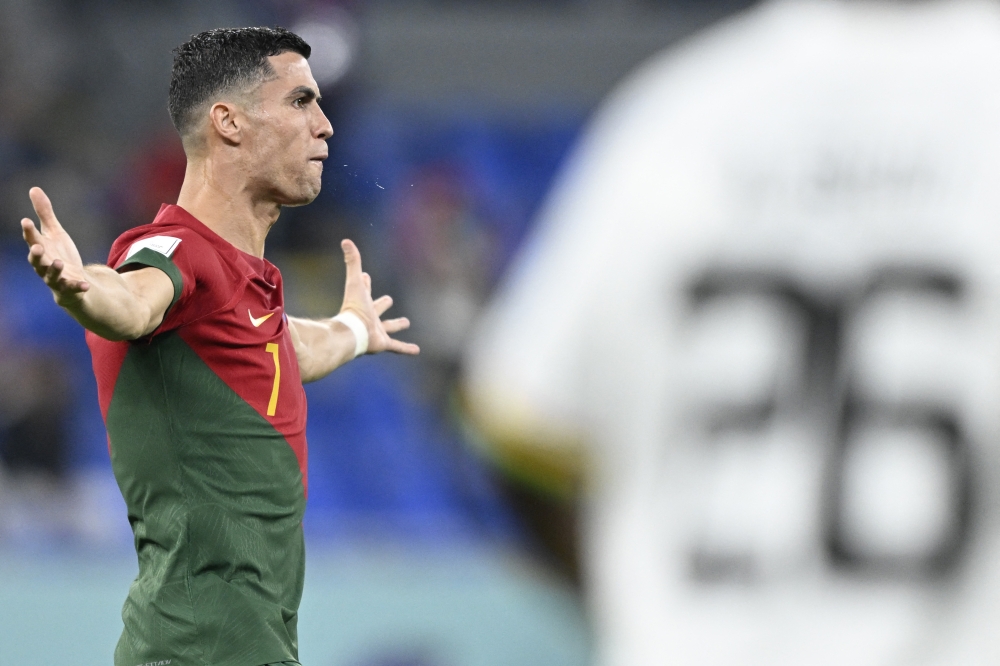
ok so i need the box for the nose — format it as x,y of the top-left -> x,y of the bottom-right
315,104 -> 333,140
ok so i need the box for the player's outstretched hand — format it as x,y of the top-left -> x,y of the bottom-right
339,238 -> 420,356
21,187 -> 90,306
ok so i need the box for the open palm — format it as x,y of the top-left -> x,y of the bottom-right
339,238 -> 419,355
20,187 -> 90,305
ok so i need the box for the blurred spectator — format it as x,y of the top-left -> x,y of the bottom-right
0,258 -> 76,544
392,163 -> 497,405
112,132 -> 187,236
0,352 -> 69,477
465,0 -> 1000,664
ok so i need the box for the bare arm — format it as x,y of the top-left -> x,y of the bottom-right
20,187 -> 174,341
290,238 -> 419,383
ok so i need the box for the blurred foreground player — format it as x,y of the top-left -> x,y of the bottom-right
466,1 -> 1000,664
20,27 -> 418,666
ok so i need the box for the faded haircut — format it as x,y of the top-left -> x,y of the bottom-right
168,26 -> 311,140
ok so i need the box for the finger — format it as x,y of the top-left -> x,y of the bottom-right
373,295 -> 393,317
27,243 -> 50,275
22,220 -> 49,272
21,217 -> 44,245
386,338 -> 420,355
341,239 -> 363,284
53,278 -> 90,295
44,259 -> 64,286
60,278 -> 91,294
29,187 -> 63,234
44,260 -> 90,294
381,317 -> 410,334
362,272 -> 372,293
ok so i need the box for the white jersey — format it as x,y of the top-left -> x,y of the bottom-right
465,1 -> 1000,664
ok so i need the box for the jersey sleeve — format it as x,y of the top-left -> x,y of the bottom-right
107,225 -> 237,336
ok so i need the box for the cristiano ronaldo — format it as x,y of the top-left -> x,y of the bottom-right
19,27 -> 418,666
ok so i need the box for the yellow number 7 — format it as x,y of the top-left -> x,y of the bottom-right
266,342 -> 280,416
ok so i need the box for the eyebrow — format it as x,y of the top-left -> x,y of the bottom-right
288,85 -> 321,103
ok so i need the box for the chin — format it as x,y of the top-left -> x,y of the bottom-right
278,182 -> 322,207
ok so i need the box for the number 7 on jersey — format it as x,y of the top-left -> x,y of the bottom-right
265,342 -> 280,416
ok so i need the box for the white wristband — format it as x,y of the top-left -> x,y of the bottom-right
333,311 -> 369,358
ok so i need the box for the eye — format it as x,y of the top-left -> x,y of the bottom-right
293,97 -> 308,108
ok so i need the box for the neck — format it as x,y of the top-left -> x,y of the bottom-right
175,155 -> 279,258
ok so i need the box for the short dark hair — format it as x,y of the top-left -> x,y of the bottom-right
168,26 -> 311,138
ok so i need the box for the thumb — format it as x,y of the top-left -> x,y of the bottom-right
29,187 -> 63,234
342,239 -> 363,283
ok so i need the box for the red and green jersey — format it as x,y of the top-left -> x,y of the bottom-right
87,204 -> 308,666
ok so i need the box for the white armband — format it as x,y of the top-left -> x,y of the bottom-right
333,311 -> 369,358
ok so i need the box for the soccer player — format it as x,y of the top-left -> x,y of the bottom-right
465,1 -> 1000,664
19,27 -> 417,666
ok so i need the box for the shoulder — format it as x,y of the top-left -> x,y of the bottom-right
589,1 -> 852,142
109,221 -> 216,270
612,0 -> 1000,122
107,206 -> 250,316
106,206 -> 249,294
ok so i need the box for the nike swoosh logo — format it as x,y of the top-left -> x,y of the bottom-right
249,310 -> 276,327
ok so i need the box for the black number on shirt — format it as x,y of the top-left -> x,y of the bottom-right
684,266 -> 974,582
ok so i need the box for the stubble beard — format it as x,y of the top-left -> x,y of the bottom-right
264,166 -> 322,207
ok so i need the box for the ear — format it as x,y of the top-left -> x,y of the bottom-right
208,101 -> 243,145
